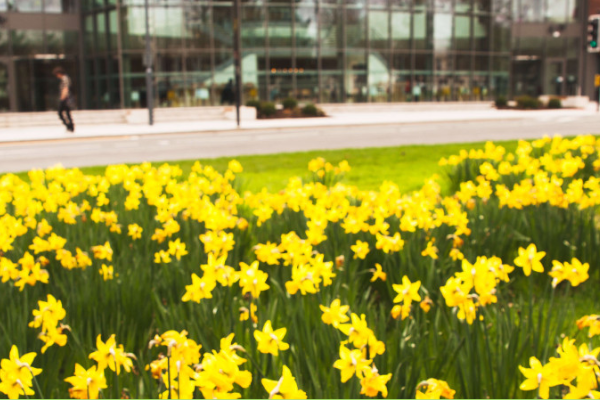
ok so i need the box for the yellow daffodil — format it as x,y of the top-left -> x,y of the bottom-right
253,321 -> 289,356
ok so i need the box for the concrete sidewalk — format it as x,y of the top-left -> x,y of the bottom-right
0,104 -> 598,143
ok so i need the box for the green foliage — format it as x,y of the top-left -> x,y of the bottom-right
259,102 -> 277,117
246,99 -> 261,110
515,96 -> 542,110
494,96 -> 508,108
548,98 -> 562,109
282,98 -> 298,110
301,104 -> 320,117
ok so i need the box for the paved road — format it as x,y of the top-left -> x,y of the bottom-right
2,114 -> 600,173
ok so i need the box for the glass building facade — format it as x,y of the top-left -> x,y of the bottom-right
0,0 -> 590,111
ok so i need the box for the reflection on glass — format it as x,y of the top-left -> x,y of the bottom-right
433,0 -> 451,11
268,6 -> 292,47
153,7 -> 183,49
391,12 -> 410,50
474,55 -> 489,72
184,4 -> 212,49
454,15 -> 470,50
295,6 -> 318,47
46,30 -> 79,54
96,12 -> 107,52
492,16 -> 510,52
0,30 -> 8,54
320,8 -> 342,49
433,14 -> 451,52
346,8 -> 366,48
14,0 -> 42,12
369,10 -> 389,49
296,73 -> 319,102
545,0 -> 568,22
455,54 -> 471,72
413,12 -> 427,49
11,30 -> 44,55
213,5 -> 234,50
241,6 -> 266,48
515,0 -> 543,22
369,51 -> 390,102
121,7 -> 146,50
455,0 -> 471,12
473,0 -> 491,13
473,15 -> 490,51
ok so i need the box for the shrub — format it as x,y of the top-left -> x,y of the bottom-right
495,96 -> 508,108
245,99 -> 261,110
301,103 -> 320,117
259,102 -> 277,117
515,95 -> 542,110
282,97 -> 298,110
548,98 -> 562,109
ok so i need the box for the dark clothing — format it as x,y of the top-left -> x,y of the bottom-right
221,81 -> 235,105
58,99 -> 74,131
57,74 -> 75,131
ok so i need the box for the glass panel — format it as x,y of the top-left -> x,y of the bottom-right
369,10 -> 389,49
492,0 -> 510,15
0,30 -> 8,54
473,15 -> 490,51
567,38 -> 578,59
471,75 -> 489,100
546,0 -> 567,22
391,74 -> 410,101
11,30 -> 44,55
566,59 -> 577,96
512,59 -> 542,97
368,51 -> 390,102
96,12 -> 107,52
433,0 -> 451,12
109,10 -> 118,50
454,15 -> 470,51
546,37 -> 565,58
493,56 -> 509,72
492,15 -> 510,52
295,73 -> 319,102
185,53 -> 212,74
241,6 -> 266,48
0,0 -> 9,11
455,0 -> 471,12
243,50 -> 264,103
545,61 -> 563,96
295,6 -> 318,47
392,52 -> 410,73
368,0 -> 387,9
46,30 -> 78,54
321,48 -> 343,70
413,12 -> 427,49
213,5 -> 234,50
390,0 -> 410,9
153,7 -> 182,49
566,0 -> 577,22
320,7 -> 343,49
516,0 -> 543,22
268,6 -> 293,47
455,54 -> 471,72
183,3 -> 212,49
433,13 -> 451,52
269,74 -> 293,102
474,0 -> 491,13
296,48 -> 318,70
121,6 -> 146,50
391,12 -> 410,50
44,0 -> 62,13
474,54 -> 489,71
320,73 -> 343,103
345,8 -> 366,47
513,36 -> 544,57
157,74 -> 185,107
0,62 -> 8,112
14,0 -> 42,12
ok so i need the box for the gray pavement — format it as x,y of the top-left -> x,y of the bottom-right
2,112 -> 600,173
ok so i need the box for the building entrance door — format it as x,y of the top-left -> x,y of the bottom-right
545,59 -> 565,96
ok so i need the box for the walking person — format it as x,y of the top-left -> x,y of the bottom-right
53,67 -> 75,133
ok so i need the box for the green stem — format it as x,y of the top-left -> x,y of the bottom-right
31,373 -> 45,400
167,355 -> 172,400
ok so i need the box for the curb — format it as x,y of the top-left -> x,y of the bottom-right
0,115 -> 541,146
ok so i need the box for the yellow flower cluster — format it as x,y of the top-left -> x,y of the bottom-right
416,378 -> 456,399
28,294 -> 69,353
441,256 -> 513,324
519,336 -> 600,399
0,346 -> 42,399
147,330 -> 252,399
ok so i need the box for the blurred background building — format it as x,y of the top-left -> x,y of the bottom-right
0,0 -> 594,111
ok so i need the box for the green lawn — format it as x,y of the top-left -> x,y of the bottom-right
16,139 -> 521,194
